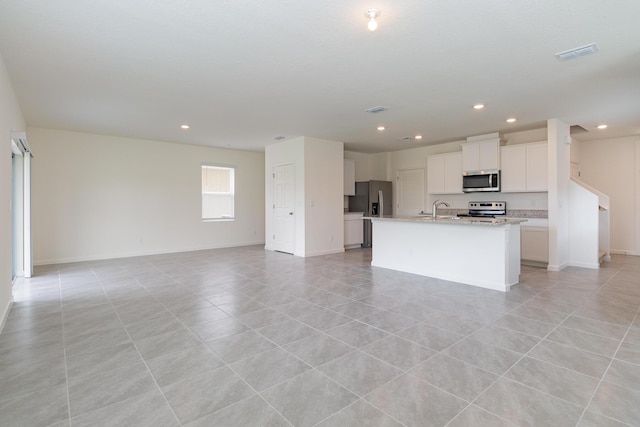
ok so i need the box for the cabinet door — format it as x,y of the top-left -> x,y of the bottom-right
427,155 -> 445,194
462,143 -> 480,172
463,140 -> 499,171
443,152 -> 463,193
526,143 -> 548,191
344,219 -> 363,246
479,140 -> 500,170
500,145 -> 526,192
521,227 -> 549,262
343,159 -> 355,196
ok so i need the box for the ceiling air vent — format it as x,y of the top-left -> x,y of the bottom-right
570,125 -> 589,135
365,106 -> 390,114
555,43 -> 598,61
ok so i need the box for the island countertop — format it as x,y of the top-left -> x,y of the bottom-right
365,215 -> 527,226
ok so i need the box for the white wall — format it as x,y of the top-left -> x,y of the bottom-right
28,127 -> 265,265
266,137 -> 344,257
578,136 -> 639,254
0,53 -> 26,327
304,137 -> 344,256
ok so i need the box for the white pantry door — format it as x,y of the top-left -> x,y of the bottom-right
272,164 -> 295,254
396,168 -> 425,215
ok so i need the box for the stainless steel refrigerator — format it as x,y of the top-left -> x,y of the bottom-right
348,180 -> 392,248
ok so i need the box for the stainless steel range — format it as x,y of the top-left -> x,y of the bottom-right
459,201 -> 507,218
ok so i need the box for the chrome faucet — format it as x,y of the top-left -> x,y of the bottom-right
432,199 -> 450,219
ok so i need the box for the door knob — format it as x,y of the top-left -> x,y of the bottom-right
289,212 -> 293,215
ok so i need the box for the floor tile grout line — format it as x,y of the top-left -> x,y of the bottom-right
444,285 -> 589,424
137,271 -> 300,427
89,268 -> 184,426
470,262 -> 632,426
575,302 -> 640,426
58,270 -> 73,426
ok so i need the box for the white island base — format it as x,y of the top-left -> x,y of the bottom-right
370,217 -> 522,292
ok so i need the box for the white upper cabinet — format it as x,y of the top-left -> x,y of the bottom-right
525,142 -> 548,191
344,159 -> 355,196
500,145 -> 527,192
500,141 -> 548,192
462,136 -> 500,172
427,152 -> 462,194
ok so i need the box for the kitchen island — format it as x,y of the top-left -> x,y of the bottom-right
368,216 -> 526,292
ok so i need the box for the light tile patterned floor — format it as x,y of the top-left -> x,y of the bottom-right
1,246 -> 639,426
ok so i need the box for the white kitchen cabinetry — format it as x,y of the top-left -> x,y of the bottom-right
526,142 -> 548,191
500,142 -> 547,192
521,226 -> 549,265
462,139 -> 500,172
344,159 -> 355,196
344,212 -> 363,249
427,152 -> 462,194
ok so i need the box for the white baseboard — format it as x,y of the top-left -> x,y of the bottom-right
611,249 -> 640,256
0,299 -> 13,334
547,261 -> 570,271
302,248 -> 345,258
33,240 -> 267,266
569,261 -> 600,269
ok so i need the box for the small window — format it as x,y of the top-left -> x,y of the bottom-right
202,165 -> 234,220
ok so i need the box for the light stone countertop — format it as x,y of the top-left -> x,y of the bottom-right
365,215 -> 527,226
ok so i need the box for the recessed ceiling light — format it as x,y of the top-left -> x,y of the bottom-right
377,126 -> 385,131
473,104 -> 485,110
597,124 -> 608,130
415,135 -> 423,140
180,124 -> 190,130
506,118 -> 516,123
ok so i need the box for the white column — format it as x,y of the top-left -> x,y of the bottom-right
547,119 -> 571,271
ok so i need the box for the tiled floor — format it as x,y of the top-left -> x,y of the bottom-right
1,246 -> 640,426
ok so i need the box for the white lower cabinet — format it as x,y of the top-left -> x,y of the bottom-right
521,226 -> 549,264
344,213 -> 363,248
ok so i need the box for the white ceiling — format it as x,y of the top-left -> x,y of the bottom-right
1,1 -> 639,153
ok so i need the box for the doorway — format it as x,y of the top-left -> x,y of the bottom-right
272,163 -> 295,254
396,168 -> 425,216
11,134 -> 32,281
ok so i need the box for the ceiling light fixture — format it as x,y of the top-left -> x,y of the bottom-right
506,118 -> 516,123
597,124 -> 608,129
366,9 -> 380,32
415,135 -> 423,140
473,104 -> 485,110
377,126 -> 385,131
180,124 -> 190,130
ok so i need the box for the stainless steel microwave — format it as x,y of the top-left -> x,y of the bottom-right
462,170 -> 500,192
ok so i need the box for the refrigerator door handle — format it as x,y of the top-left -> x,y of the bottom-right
378,190 -> 384,217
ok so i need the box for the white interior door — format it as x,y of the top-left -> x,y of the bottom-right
272,164 -> 295,254
396,168 -> 425,215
